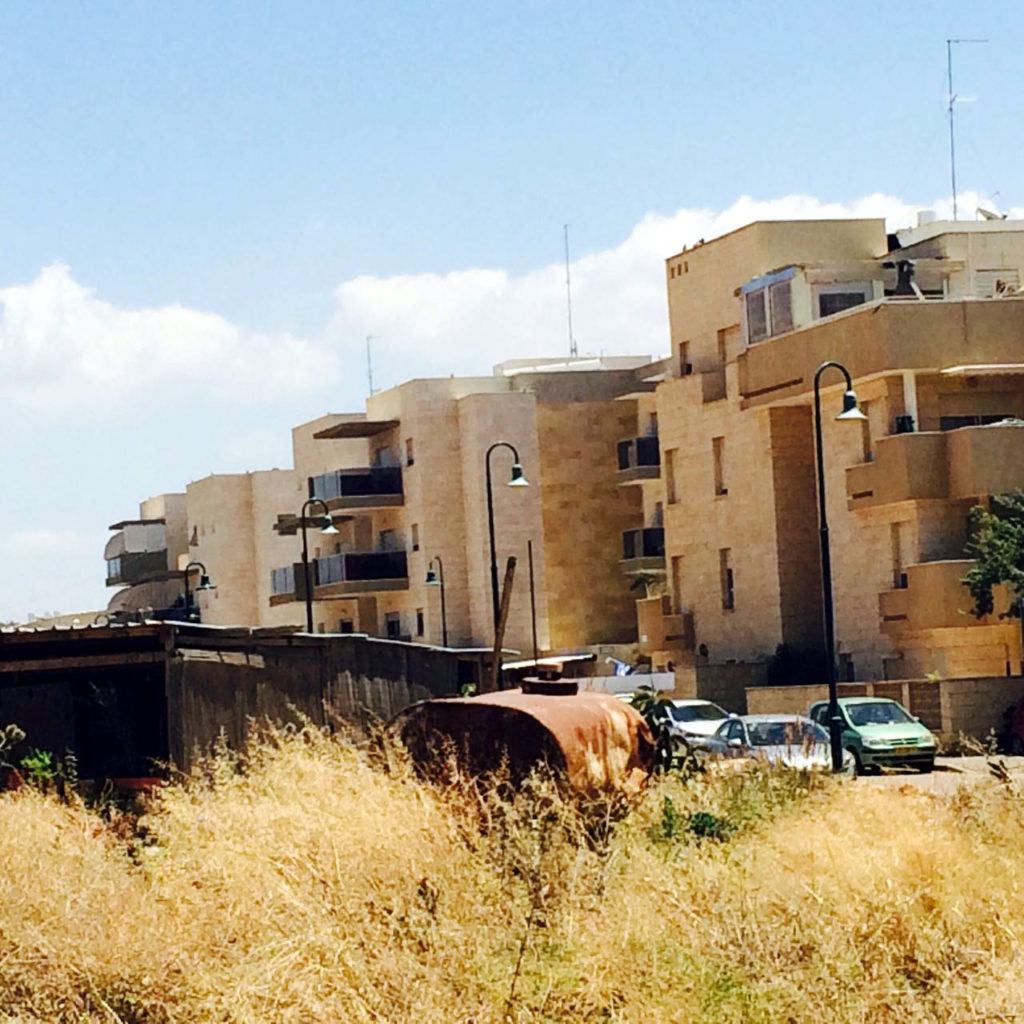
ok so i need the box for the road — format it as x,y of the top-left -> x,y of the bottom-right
861,755 -> 1024,795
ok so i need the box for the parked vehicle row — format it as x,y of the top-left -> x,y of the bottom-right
623,690 -> 939,775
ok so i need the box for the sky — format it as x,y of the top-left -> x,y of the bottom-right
1,1 -> 1022,621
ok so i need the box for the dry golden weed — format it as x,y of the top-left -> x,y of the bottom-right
1,726 -> 1022,1023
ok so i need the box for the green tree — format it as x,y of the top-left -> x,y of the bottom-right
962,492 -> 1024,618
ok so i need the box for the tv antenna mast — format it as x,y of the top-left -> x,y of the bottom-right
947,37 -> 987,220
563,224 -> 578,358
366,335 -> 378,396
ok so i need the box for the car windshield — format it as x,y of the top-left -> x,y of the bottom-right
670,703 -> 726,723
845,702 -> 914,727
746,720 -> 827,746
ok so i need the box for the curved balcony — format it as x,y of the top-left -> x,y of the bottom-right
621,527 -> 666,576
616,436 -> 661,484
848,422 -> 1024,510
309,466 -> 403,510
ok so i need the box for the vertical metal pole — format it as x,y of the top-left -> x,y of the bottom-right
528,539 -> 538,664
301,513 -> 313,634
947,39 -> 958,221
438,556 -> 448,648
814,361 -> 860,772
486,452 -> 500,630
183,568 -> 193,623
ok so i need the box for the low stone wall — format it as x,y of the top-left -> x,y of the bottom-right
746,676 -> 1024,744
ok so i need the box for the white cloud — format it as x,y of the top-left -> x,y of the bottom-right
0,264 -> 336,413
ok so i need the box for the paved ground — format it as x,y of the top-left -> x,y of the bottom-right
861,755 -> 1024,795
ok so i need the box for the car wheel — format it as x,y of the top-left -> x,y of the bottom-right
919,759 -> 935,774
1009,734 -> 1024,757
846,747 -> 864,776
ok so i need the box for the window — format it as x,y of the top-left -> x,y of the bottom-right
679,342 -> 692,376
769,280 -> 793,334
671,556 -> 684,613
411,523 -> 420,552
385,612 -> 402,639
819,292 -> 867,318
719,549 -> 735,611
860,402 -> 873,461
746,290 -> 768,342
379,529 -> 399,552
939,414 -> 1012,431
665,450 -> 678,504
338,618 -> 354,633
405,438 -> 415,466
716,329 -> 728,367
416,609 -> 424,636
712,436 -> 727,496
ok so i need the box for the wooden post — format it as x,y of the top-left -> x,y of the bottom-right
484,556 -> 516,693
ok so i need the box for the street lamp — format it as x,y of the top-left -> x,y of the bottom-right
300,497 -> 339,633
485,441 -> 529,631
183,560 -> 214,623
425,556 -> 448,647
813,360 -> 868,772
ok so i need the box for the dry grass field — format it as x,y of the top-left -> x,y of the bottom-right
1,726 -> 1023,1023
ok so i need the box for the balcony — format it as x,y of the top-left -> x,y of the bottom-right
847,422 -> 1024,510
878,559 -> 1009,636
309,466 -> 404,510
636,595 -> 694,655
621,527 -> 666,576
104,521 -> 169,586
106,550 -> 170,587
269,550 -> 409,603
738,298 -> 1024,408
616,436 -> 660,484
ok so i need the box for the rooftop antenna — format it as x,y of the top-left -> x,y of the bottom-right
366,335 -> 378,396
563,224 -> 578,358
947,37 -> 987,221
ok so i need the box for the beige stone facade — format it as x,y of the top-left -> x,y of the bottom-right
647,215 -> 1024,684
268,359 -> 653,652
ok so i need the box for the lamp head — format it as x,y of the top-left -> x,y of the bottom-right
836,389 -> 868,421
425,569 -> 440,586
320,513 -> 340,536
198,573 -> 214,591
508,462 -> 529,487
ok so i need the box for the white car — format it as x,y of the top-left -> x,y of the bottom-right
663,699 -> 732,747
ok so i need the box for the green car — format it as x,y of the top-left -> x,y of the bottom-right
807,697 -> 937,774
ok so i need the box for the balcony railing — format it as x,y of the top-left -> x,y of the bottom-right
621,527 -> 666,575
309,466 -> 404,508
270,565 -> 296,596
616,436 -> 661,483
106,550 -> 168,587
314,550 -> 408,586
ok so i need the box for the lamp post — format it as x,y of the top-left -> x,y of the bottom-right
183,560 -> 214,623
485,441 -> 529,631
813,360 -> 868,772
300,497 -> 339,633
425,556 -> 448,648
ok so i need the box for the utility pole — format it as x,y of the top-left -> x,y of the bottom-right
564,224 -> 577,358
947,38 -> 987,221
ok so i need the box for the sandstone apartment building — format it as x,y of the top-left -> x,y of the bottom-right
104,357 -> 663,660
634,214 -> 1024,686
261,357 -> 659,655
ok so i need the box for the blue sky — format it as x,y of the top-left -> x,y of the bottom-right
1,1 -> 1022,620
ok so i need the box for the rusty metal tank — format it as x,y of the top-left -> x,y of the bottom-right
396,679 -> 654,793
